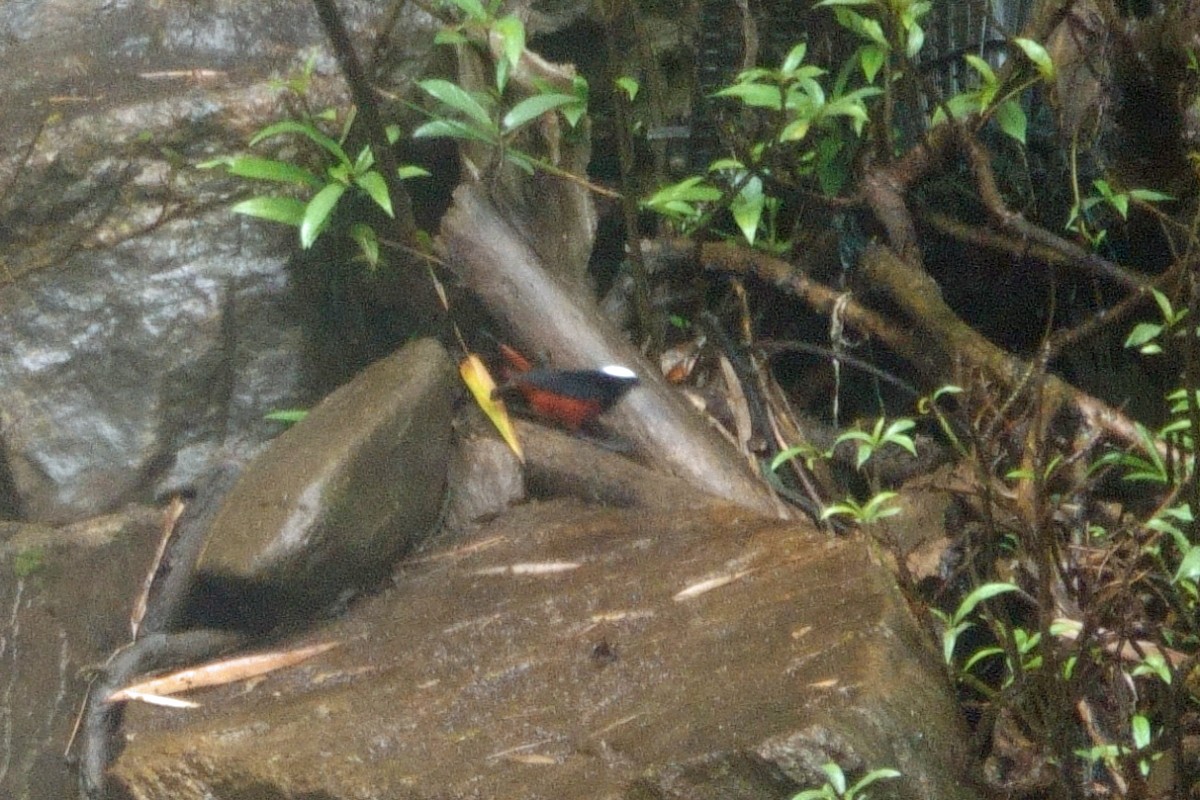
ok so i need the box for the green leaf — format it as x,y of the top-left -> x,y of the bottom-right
206,156 -> 323,187
354,170 -> 393,217
493,14 -> 526,68
1131,714 -> 1152,749
231,196 -> 307,227
849,767 -> 902,794
714,82 -> 784,110
1014,37 -> 1055,81
996,98 -> 1027,144
731,176 -> 765,245
1174,546 -> 1200,584
963,54 -> 997,89
352,144 -> 376,174
843,8 -> 888,48
821,762 -> 847,795
641,176 -> 723,209
444,0 -> 488,21
615,75 -> 640,102
770,443 -> 825,472
562,75 -> 589,127
905,21 -> 925,58
962,644 -> 1005,673
434,29 -> 470,45
861,491 -> 900,521
397,164 -> 432,180
502,92 -> 580,132
249,120 -> 350,166
412,117 -> 496,143
779,118 -> 811,142
418,78 -> 496,129
264,409 -> 309,423
1125,322 -> 1164,349
859,43 -> 885,83
348,222 -> 380,268
300,182 -> 346,248
953,582 -> 1019,625
1128,188 -> 1173,203
781,42 -> 807,75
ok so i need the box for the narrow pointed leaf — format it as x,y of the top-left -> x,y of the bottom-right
216,156 -> 323,187
460,354 -> 523,461
232,196 -> 307,226
502,93 -> 579,132
300,183 -> 346,248
354,170 -> 393,217
1014,37 -> 1055,81
249,120 -> 350,166
418,79 -> 495,129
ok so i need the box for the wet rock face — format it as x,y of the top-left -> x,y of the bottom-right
113,500 -> 981,800
0,208 -> 304,523
187,338 -> 458,628
1,339 -> 457,799
0,508 -> 164,800
0,0 -> 441,523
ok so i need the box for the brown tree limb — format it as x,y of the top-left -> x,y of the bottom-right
858,243 -> 1146,450
667,233 -> 1148,452
652,238 -> 938,379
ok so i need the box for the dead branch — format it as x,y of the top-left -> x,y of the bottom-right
859,242 -> 1146,450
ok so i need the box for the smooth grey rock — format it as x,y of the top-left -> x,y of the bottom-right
113,500 -> 981,800
442,420 -> 527,530
0,507 -> 163,800
193,338 -> 456,620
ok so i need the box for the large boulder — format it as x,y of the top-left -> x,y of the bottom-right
187,337 -> 458,627
111,500 -> 981,800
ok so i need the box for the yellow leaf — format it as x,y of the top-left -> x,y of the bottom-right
460,354 -> 524,461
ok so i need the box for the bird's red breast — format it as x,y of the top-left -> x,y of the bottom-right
493,350 -> 639,430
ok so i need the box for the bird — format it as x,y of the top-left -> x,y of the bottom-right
492,344 -> 639,431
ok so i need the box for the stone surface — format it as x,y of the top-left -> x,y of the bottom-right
112,500 -> 981,800
0,0 -> 441,522
191,338 -> 457,623
0,507 -> 163,800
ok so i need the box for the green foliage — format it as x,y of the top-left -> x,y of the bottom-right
639,176 -> 724,225
834,417 -> 917,470
775,413 -> 918,526
414,9 -> 588,173
200,104 -> 429,268
264,409 -> 309,424
640,35 -> 879,240
1123,288 -> 1187,356
713,42 -> 881,142
615,75 -> 640,102
820,490 -> 900,524
818,0 -> 930,62
1075,713 -> 1162,780
930,581 -> 1020,668
792,761 -> 901,800
1066,179 -> 1173,247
